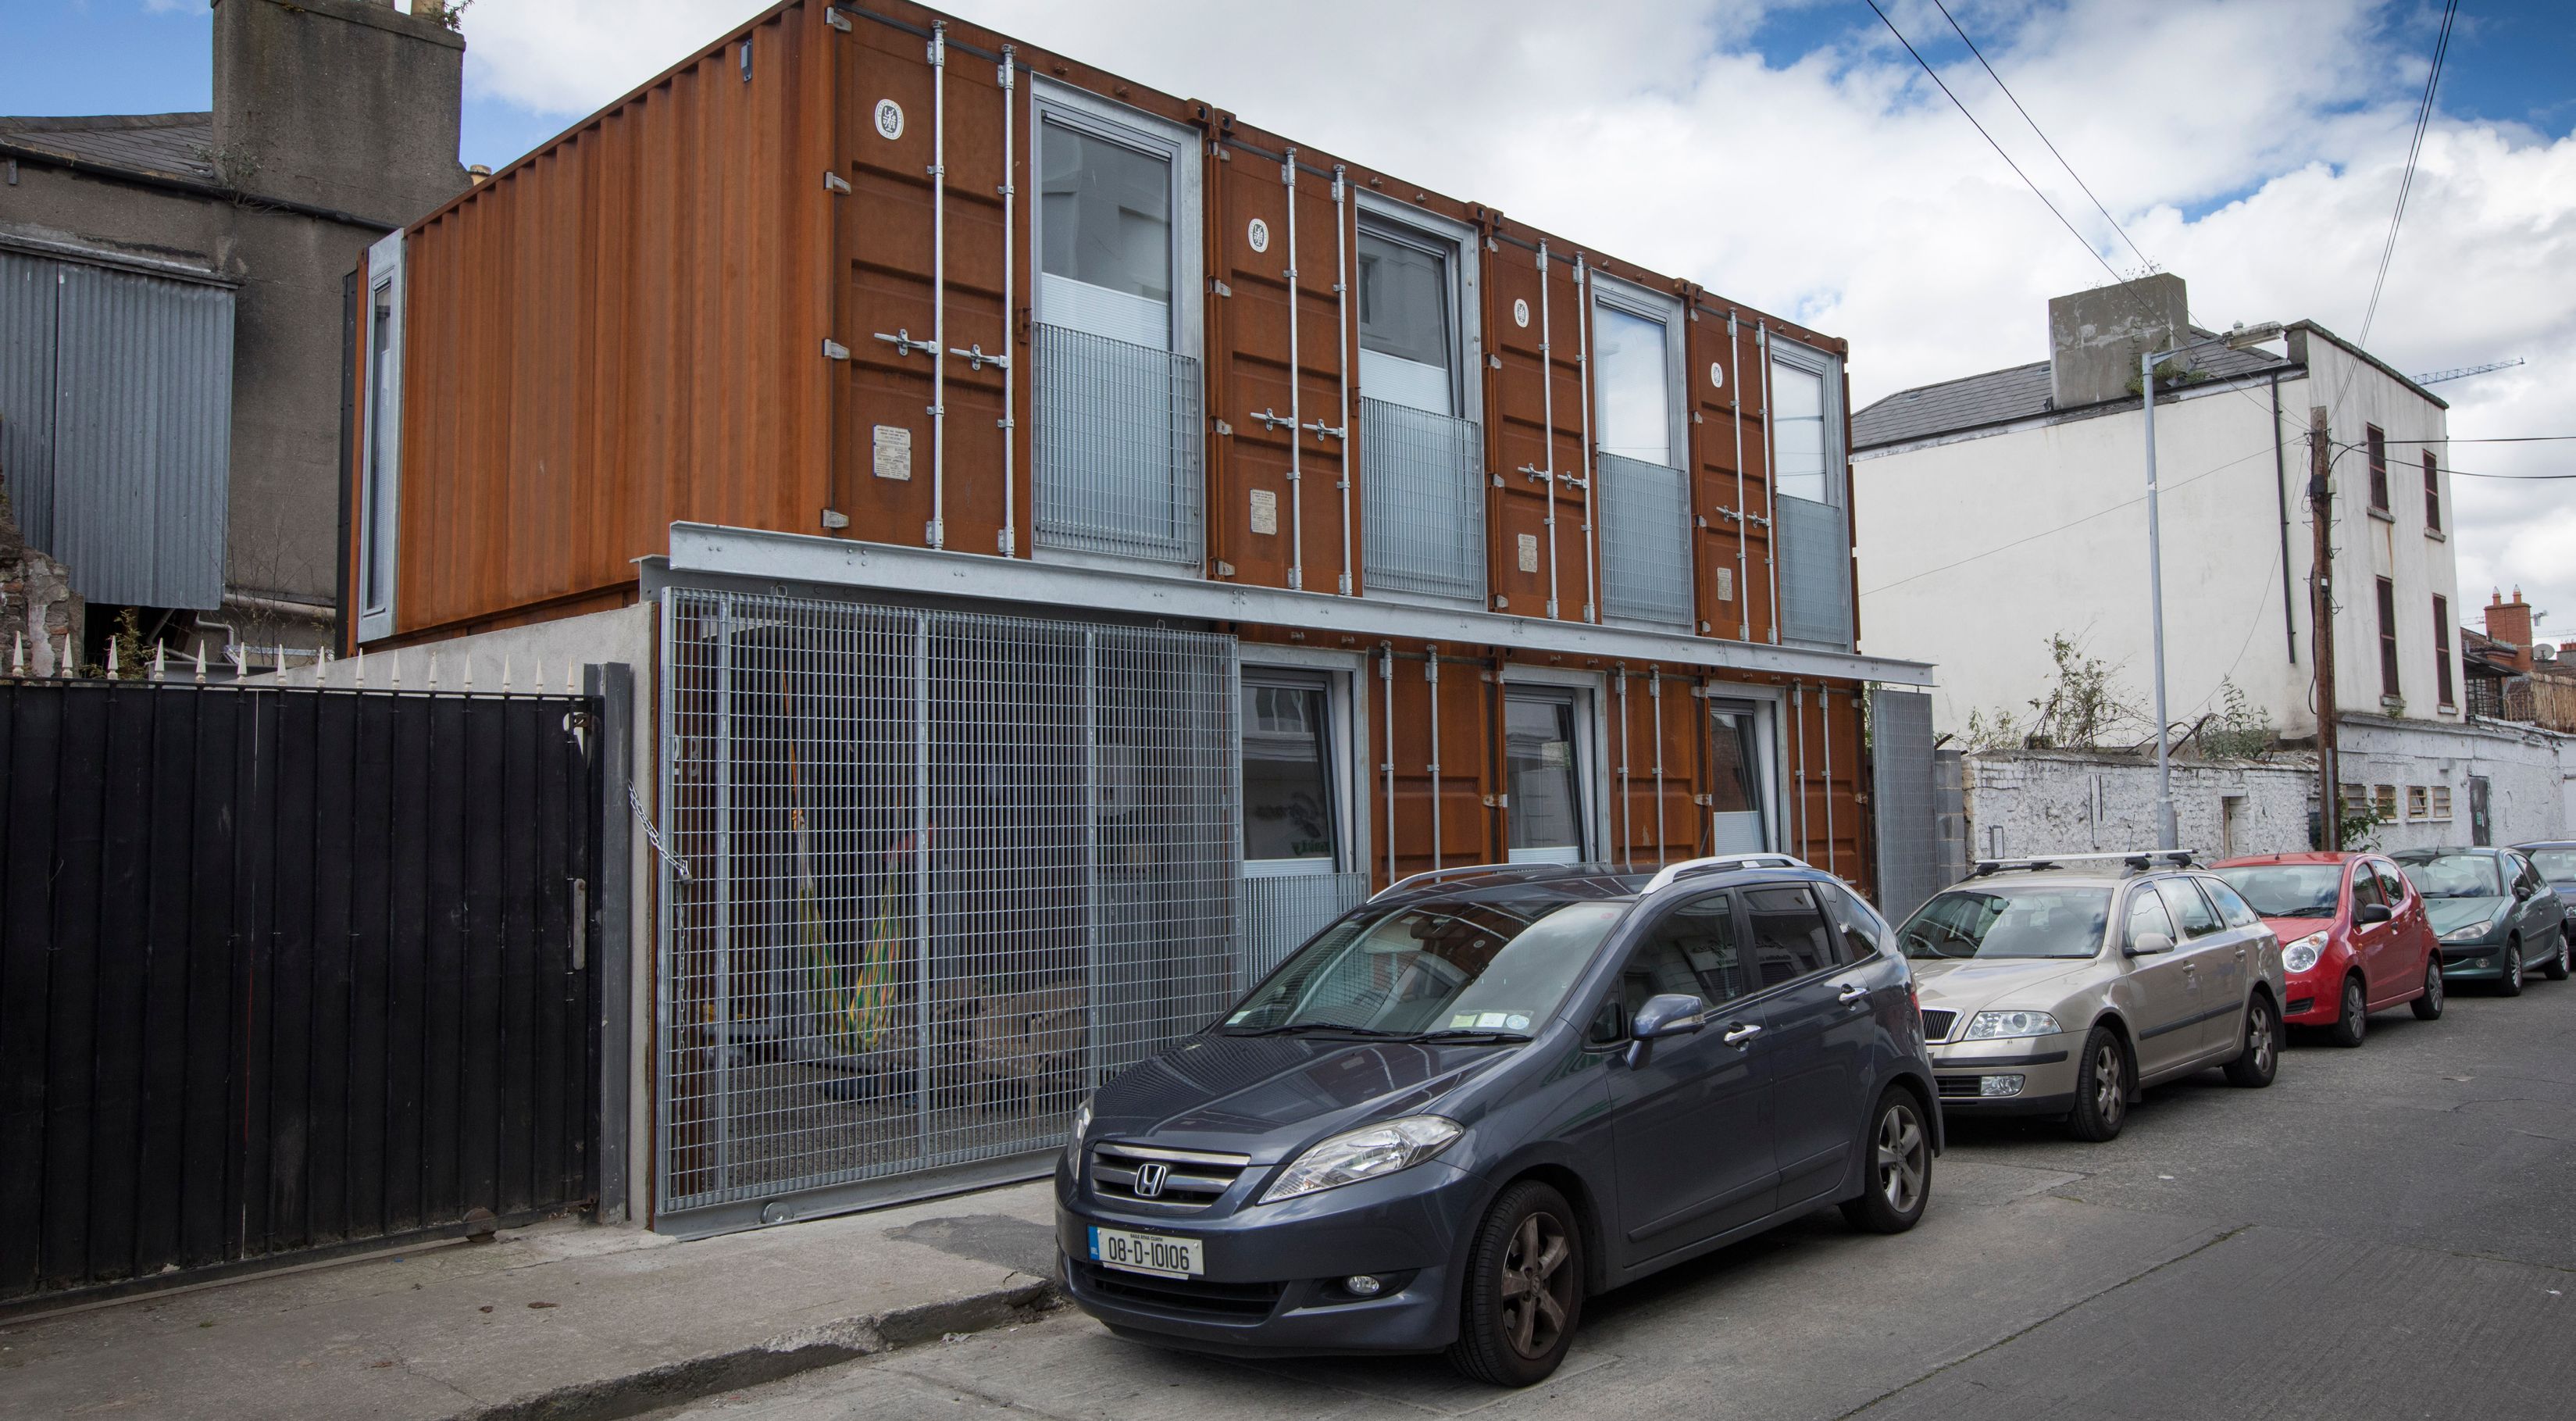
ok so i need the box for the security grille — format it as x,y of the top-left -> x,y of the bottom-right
656,587 -> 1240,1223
1032,322 -> 1204,566
1241,870 -> 1369,985
1871,688 -> 1943,920
1597,452 -> 1694,628
1360,397 -> 1486,602
1778,493 -> 1853,648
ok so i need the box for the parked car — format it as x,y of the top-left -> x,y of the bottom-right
1055,856 -> 1938,1386
1895,852 -> 2285,1142
2514,841 -> 2576,899
2394,847 -> 2571,994
2210,852 -> 2444,1044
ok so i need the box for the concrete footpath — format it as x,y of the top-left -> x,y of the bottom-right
0,1180 -> 1065,1421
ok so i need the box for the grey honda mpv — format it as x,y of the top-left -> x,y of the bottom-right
1055,856 -> 1941,1386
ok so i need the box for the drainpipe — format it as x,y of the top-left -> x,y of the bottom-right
997,46 -> 1018,556
1760,323 -> 1779,643
1332,166 -> 1354,594
1522,242 -> 1561,619
1793,680 -> 1808,859
1283,148 -> 1304,591
1821,685 -> 1836,875
1729,311 -> 1750,641
2271,370 -> 2293,662
1650,671 -> 1667,866
1381,644 -> 1397,884
1616,666 -> 1632,869
1426,650 -> 1443,870
1573,253 -> 1597,623
926,23 -> 948,550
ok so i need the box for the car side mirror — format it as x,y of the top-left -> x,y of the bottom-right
2355,902 -> 2393,926
2513,882 -> 2534,902
1623,994 -> 1707,1068
2126,931 -> 2175,958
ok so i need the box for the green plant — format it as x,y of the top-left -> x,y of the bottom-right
2197,678 -> 2275,759
2022,633 -> 2142,749
1963,705 -> 2021,752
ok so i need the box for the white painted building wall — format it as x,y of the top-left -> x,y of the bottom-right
2338,714 -> 2573,851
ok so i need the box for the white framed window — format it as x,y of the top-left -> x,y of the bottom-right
1768,335 -> 1843,506
356,228 -> 405,643
1705,696 -> 1777,853
1242,667 -> 1344,877
1354,199 -> 1481,421
1502,673 -> 1605,864
1354,197 -> 1486,606
1031,81 -> 1201,360
1589,277 -> 1686,472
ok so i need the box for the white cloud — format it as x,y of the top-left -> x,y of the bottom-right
447,0 -> 2576,637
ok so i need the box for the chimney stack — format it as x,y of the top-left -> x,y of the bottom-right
2047,273 -> 2193,410
212,0 -> 468,223
2484,588 -> 2535,673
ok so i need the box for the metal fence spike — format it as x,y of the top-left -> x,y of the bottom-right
353,646 -> 366,688
428,654 -> 440,689
194,641 -> 208,683
11,631 -> 23,675
62,634 -> 76,678
153,642 -> 167,680
108,640 -> 120,676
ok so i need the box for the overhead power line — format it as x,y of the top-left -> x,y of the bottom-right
2357,0 -> 2459,345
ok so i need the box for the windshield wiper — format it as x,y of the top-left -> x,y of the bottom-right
1222,1022 -> 1409,1039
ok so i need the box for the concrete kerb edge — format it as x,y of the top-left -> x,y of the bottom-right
457,1275 -> 1062,1421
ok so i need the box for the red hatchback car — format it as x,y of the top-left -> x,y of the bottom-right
2211,853 -> 2444,1044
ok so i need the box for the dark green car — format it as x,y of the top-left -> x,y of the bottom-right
2392,847 -> 2571,995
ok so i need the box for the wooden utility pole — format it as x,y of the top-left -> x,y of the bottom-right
2309,405 -> 2339,848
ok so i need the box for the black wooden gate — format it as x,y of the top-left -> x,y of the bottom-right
0,679 -> 602,1305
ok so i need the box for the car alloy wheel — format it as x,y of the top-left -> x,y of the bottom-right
2329,976 -> 2367,1048
2500,940 -> 2525,997
2547,934 -> 2571,983
2093,1040 -> 2125,1121
1499,1211 -> 1575,1359
1875,1103 -> 1928,1215
2225,996 -> 2278,1087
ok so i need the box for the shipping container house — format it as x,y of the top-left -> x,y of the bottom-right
343,0 -> 1936,1230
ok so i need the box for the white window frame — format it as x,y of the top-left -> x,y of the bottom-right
1351,192 -> 1482,427
1500,666 -> 1608,865
1239,655 -> 1360,879
1588,273 -> 1687,473
1029,80 -> 1203,364
356,229 -> 405,644
1703,687 -> 1784,854
1766,334 -> 1845,509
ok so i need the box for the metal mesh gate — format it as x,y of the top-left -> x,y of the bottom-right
655,589 -> 1240,1223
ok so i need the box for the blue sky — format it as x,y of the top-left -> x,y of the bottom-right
7,1 -> 2570,172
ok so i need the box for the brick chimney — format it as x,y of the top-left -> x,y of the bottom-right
212,0 -> 468,223
2048,273 -> 2192,409
2484,588 -> 2535,673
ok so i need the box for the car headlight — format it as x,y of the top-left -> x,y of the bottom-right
1063,1097 -> 1094,1166
2440,918 -> 2500,943
1259,1116 -> 1463,1205
1963,1010 -> 2063,1041
2282,932 -> 2328,973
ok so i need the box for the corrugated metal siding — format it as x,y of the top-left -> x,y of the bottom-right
390,1 -> 833,637
1869,688 -> 1940,919
49,262 -> 234,609
0,252 -> 58,548
1776,493 -> 1850,649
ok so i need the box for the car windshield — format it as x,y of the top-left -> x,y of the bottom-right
2528,848 -> 2576,882
1222,895 -> 1630,1038
2394,852 -> 2503,898
2214,865 -> 2344,919
1896,884 -> 2111,960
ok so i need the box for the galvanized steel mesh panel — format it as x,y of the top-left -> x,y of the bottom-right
1031,322 -> 1203,566
1360,398 -> 1485,602
656,588 -> 1240,1217
1597,452 -> 1693,628
1778,493 -> 1853,649
50,262 -> 234,609
1869,688 -> 1943,920
0,252 -> 58,548
1240,871 -> 1369,986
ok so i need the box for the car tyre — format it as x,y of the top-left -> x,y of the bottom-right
2410,953 -> 2445,1020
2544,931 -> 2570,983
1840,1087 -> 1932,1235
1447,1180 -> 1583,1388
2223,994 -> 2279,1087
2064,1026 -> 2128,1142
2325,974 -> 2367,1048
2497,938 -> 2525,997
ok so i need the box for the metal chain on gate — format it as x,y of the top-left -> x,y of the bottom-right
627,782 -> 693,881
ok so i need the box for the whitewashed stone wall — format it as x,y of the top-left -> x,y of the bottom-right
1962,749 -> 2316,862
2336,713 -> 2573,851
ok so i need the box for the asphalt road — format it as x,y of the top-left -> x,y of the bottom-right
655,979 -> 2576,1421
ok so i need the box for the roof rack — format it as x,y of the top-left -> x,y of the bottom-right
1971,849 -> 2195,877
1641,853 -> 1813,894
1368,862 -> 1540,903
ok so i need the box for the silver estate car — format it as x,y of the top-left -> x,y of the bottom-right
1894,852 -> 2286,1141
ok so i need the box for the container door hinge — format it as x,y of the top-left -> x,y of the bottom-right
1213,418 -> 1233,437
824,171 -> 851,194
822,338 -> 850,360
820,509 -> 850,530
1211,279 -> 1233,298
825,5 -> 853,31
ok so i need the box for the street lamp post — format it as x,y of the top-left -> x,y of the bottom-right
2139,323 -> 2284,852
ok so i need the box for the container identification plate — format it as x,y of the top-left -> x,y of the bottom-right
1517,533 -> 1539,573
872,424 -> 913,480
1250,487 -> 1279,535
874,99 -> 905,141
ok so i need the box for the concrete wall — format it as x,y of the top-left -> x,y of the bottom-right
2338,712 -> 2571,851
212,0 -> 467,223
1959,748 -> 2317,865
